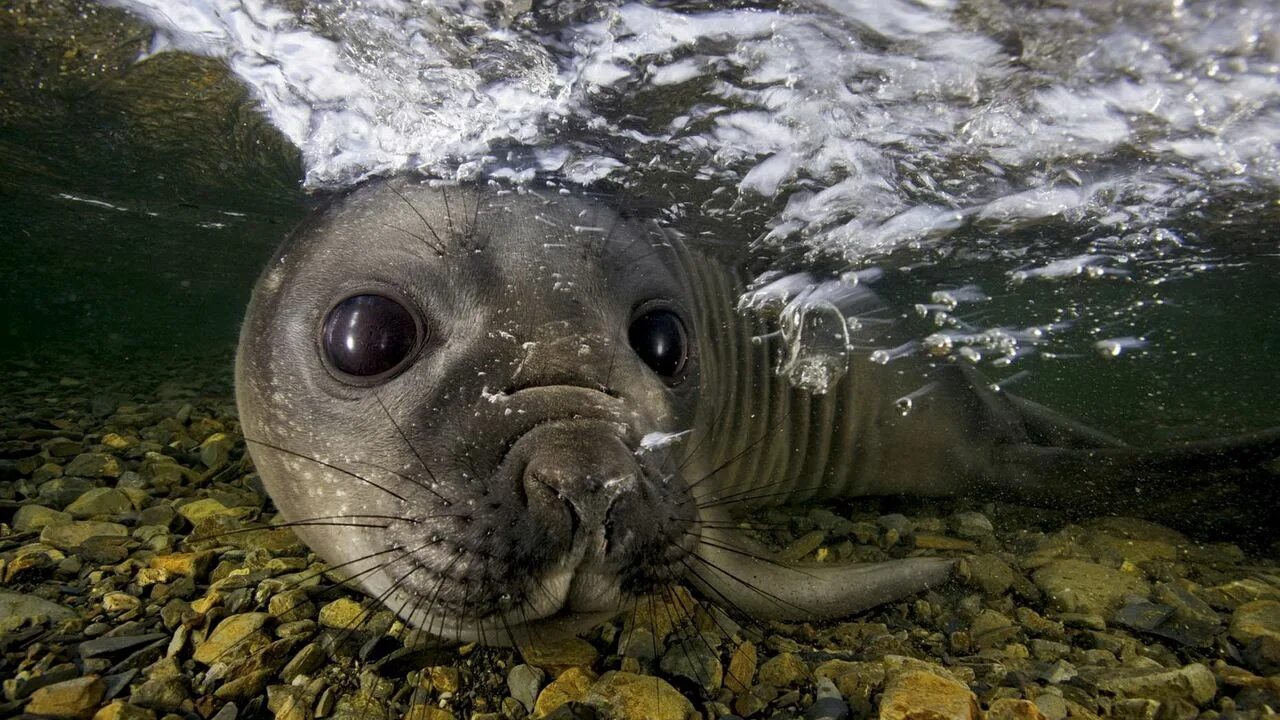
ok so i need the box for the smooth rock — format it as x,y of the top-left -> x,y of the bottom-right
65,488 -> 132,518
193,613 -> 272,666
534,667 -> 595,718
758,651 -> 809,687
92,701 -> 156,720
520,635 -> 599,675
64,453 -> 121,478
39,521 -> 129,551
508,664 -> 545,713
986,699 -> 1048,720
582,672 -> 694,720
317,598 -> 365,630
1092,663 -> 1216,706
1230,599 -> 1280,645
24,676 -> 106,719
659,634 -> 723,692
12,504 -> 72,532
879,669 -> 979,720
1032,559 -> 1150,615
724,640 -> 757,694
0,590 -> 76,633
966,555 -> 1016,596
805,695 -> 849,720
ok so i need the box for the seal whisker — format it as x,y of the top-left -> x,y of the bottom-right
327,549 -> 427,652
660,584 -> 711,692
663,572 -> 749,694
280,546 -> 405,599
683,552 -> 810,615
190,519 -> 395,544
685,532 -> 821,578
243,437 -> 409,502
381,222 -> 444,257
386,182 -> 448,254
374,393 -> 453,504
696,482 -> 830,510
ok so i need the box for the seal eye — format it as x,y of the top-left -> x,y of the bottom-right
628,309 -> 689,380
321,294 -> 420,380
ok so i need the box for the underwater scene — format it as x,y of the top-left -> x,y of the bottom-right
1,1 -> 1279,719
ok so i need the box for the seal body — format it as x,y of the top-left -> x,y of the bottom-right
236,181 -> 1279,642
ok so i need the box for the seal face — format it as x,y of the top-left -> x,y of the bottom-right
236,181 -> 703,641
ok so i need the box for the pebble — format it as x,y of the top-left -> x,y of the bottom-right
1092,663 -> 1217,706
175,498 -> 235,525
520,635 -> 599,675
12,504 -> 72,531
92,701 -> 156,720
25,676 -> 107,719
64,453 -> 121,478
78,633 -> 168,659
582,672 -> 693,720
317,598 -> 366,629
65,488 -> 133,518
534,667 -> 596,718
778,530 -> 827,561
1032,559 -> 1151,615
757,651 -> 808,687
1229,599 -> 1280,645
149,551 -> 214,579
878,668 -> 979,720
951,511 -> 994,537
986,698 -> 1048,720
0,590 -> 76,633
39,520 -> 130,551
659,634 -> 723,692
724,640 -> 757,694
192,613 -> 272,665
507,664 -> 545,713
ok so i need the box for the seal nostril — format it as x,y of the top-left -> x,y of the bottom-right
521,465 -> 577,541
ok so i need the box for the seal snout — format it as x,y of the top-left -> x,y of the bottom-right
519,421 -> 638,547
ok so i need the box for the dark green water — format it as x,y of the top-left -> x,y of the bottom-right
2,0 -> 1277,445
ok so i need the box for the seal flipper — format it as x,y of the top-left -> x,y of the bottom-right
988,427 -> 1280,505
685,526 -> 954,622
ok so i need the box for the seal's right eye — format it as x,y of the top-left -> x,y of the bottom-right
321,294 -> 421,380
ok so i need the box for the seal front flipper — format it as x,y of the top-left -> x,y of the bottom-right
685,525 -> 954,622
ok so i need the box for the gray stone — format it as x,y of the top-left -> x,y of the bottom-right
78,633 -> 168,659
951,511 -> 994,537
805,695 -> 849,720
507,664 -> 545,713
12,504 -> 71,532
1092,663 -> 1216,706
0,590 -> 75,633
64,452 -> 121,478
64,488 -> 133,518
1033,560 -> 1150,615
39,520 -> 128,551
659,634 -> 724,693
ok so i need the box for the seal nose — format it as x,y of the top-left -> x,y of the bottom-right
520,429 -> 636,540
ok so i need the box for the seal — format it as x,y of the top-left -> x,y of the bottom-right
235,179 -> 1280,643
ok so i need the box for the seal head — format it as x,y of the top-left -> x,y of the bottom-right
236,181 -> 701,642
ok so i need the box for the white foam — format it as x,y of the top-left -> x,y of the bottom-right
100,0 -> 1278,263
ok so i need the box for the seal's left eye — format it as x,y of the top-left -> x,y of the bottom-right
322,294 -> 421,380
629,308 -> 689,381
